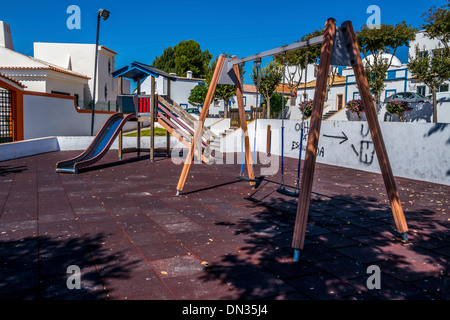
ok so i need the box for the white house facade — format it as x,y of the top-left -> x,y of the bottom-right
34,42 -> 130,110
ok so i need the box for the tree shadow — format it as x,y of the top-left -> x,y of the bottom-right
0,232 -> 142,300
199,186 -> 449,300
0,165 -> 28,177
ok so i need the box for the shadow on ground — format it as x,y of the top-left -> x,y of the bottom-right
0,232 -> 142,299
200,185 -> 449,300
0,165 -> 28,177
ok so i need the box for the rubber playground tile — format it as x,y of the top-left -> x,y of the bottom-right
411,276 -> 450,299
309,232 -> 359,249
259,258 -> 321,280
101,269 -> 167,300
286,272 -> 358,300
137,241 -> 188,261
346,274 -> 423,300
0,268 -> 40,296
316,256 -> 369,280
148,255 -> 207,279
2,151 -> 450,300
336,244 -> 387,264
162,271 -> 234,300
297,242 -> 345,263
224,270 -> 297,300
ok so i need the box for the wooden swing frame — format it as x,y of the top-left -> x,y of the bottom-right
175,18 -> 409,260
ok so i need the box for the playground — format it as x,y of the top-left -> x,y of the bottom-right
0,18 -> 449,301
0,150 -> 448,299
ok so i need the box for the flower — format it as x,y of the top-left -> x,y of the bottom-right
299,99 -> 314,117
386,100 -> 412,122
346,99 -> 364,120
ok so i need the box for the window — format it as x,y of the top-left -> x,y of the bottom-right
439,84 -> 449,92
418,50 -> 429,58
386,71 -> 396,80
180,103 -> 188,109
214,99 -> 220,107
104,84 -> 108,100
353,92 -> 361,100
417,86 -> 426,96
74,94 -> 79,107
51,91 -> 70,96
302,93 -> 309,101
385,89 -> 396,99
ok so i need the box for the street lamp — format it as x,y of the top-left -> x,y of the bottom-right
90,8 -> 110,136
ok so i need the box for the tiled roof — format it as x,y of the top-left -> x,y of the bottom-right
0,73 -> 27,88
0,66 -> 90,80
242,84 -> 257,93
303,74 -> 346,88
100,45 -> 118,55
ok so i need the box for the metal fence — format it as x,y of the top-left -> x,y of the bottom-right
0,89 -> 13,143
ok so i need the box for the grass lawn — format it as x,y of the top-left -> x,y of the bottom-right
124,127 -> 168,137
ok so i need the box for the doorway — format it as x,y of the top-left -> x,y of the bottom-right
337,94 -> 344,110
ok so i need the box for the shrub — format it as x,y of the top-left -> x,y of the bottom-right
346,99 -> 364,120
385,100 -> 412,122
299,99 -> 313,118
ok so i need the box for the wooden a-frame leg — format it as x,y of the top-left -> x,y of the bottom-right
345,21 -> 408,239
176,55 -> 226,195
233,57 -> 255,188
291,18 -> 337,261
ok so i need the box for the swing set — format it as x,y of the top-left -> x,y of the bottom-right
175,18 -> 409,262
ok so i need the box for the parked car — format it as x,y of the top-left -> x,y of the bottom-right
186,108 -> 200,115
384,92 -> 431,104
426,92 -> 450,103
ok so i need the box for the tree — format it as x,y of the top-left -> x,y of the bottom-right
152,40 -> 212,78
262,92 -> 287,119
408,45 -> 450,123
152,47 -> 177,74
252,61 -> 283,118
357,22 -> 417,105
205,54 -> 245,118
422,1 -> 450,52
188,83 -> 208,107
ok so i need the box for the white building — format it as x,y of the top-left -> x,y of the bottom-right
407,30 -> 449,97
342,53 -> 409,104
0,21 -> 130,111
34,42 -> 130,110
0,21 -> 90,104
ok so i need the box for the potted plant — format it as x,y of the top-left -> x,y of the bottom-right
385,100 -> 413,122
299,99 -> 313,118
346,99 -> 364,120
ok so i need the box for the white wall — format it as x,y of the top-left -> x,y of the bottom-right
22,94 -> 134,139
219,119 -> 450,186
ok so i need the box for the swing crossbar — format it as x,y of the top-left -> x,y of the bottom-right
229,36 -> 323,66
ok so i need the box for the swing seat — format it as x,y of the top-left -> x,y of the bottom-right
276,186 -> 300,198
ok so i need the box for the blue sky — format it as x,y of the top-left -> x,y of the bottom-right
1,0 -> 447,84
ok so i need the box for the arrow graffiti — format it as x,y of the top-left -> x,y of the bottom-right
323,132 -> 348,144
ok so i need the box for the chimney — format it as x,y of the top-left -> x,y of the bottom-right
186,70 -> 193,78
0,21 -> 14,50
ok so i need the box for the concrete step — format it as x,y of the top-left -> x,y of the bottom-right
323,110 -> 338,120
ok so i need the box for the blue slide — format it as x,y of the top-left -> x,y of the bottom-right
56,112 -> 136,174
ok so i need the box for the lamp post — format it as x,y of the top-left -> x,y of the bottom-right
90,8 -> 110,136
